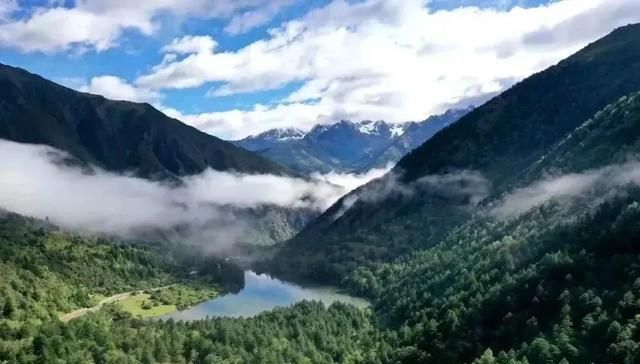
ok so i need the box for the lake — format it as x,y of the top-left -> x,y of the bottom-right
158,271 -> 369,320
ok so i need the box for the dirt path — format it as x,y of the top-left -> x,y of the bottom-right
59,285 -> 173,322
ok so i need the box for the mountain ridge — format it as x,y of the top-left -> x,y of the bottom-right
234,107 -> 472,174
0,62 -> 292,180
0,62 -> 312,248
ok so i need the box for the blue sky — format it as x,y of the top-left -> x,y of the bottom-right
0,0 -> 637,139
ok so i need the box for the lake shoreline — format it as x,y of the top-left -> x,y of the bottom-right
155,270 -> 370,321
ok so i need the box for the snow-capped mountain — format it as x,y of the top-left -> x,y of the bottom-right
233,107 -> 472,174
304,120 -> 399,140
236,127 -> 306,151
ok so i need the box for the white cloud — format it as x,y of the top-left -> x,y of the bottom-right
332,169 -> 491,220
160,101 -> 337,140
311,163 -> 393,192
0,0 -> 16,21
137,0 -> 640,138
163,35 -> 218,54
0,0 -> 291,53
80,76 -> 161,103
224,0 -> 296,35
0,139 -> 382,249
0,6 -> 149,52
490,161 -> 640,219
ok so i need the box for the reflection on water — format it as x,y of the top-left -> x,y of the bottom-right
158,271 -> 369,320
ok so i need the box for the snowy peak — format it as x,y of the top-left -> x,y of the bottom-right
390,125 -> 406,137
356,120 -> 395,136
306,120 -> 396,138
233,127 -> 306,151
249,127 -> 306,142
234,108 -> 472,174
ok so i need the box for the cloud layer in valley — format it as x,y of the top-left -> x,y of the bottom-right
491,161 -> 640,219
0,139 -> 381,250
310,164 -> 393,192
333,169 -> 492,220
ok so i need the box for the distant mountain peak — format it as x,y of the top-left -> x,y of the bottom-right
246,127 -> 306,142
356,120 -> 392,136
234,108 -> 472,174
390,124 -> 406,137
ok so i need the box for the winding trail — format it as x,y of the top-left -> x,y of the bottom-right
59,285 -> 173,322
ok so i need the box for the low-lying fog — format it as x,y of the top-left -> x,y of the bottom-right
0,139 -> 390,250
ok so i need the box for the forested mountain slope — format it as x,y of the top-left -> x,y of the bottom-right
0,213 -> 243,324
0,63 -> 290,179
0,213 -> 378,364
341,91 -> 640,364
268,23 -> 640,284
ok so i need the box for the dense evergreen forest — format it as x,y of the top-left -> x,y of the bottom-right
5,23 -> 640,364
0,214 -> 381,364
339,92 -> 640,364
6,302 -> 380,364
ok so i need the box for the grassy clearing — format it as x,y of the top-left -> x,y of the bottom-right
117,293 -> 177,318
116,284 -> 219,318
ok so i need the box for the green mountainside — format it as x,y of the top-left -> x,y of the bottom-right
268,23 -> 640,284
0,213 -> 243,323
340,91 -> 640,363
0,214 -> 378,364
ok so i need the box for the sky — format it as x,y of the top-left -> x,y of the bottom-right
0,0 -> 639,140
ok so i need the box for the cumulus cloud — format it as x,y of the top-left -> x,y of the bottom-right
133,0 -> 640,139
0,0 -> 16,21
224,0 -> 297,35
491,161 -> 640,219
160,102 -> 337,140
520,0 -> 640,49
311,163 -> 393,192
80,76 -> 161,103
163,35 -> 218,55
0,7 -> 144,53
0,0 -> 291,53
0,139 -> 383,250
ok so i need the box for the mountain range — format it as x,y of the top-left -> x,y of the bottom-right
234,107 -> 472,174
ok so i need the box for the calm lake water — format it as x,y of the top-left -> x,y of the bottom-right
158,271 -> 369,320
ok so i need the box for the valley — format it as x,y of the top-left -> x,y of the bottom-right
1,4 -> 640,364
